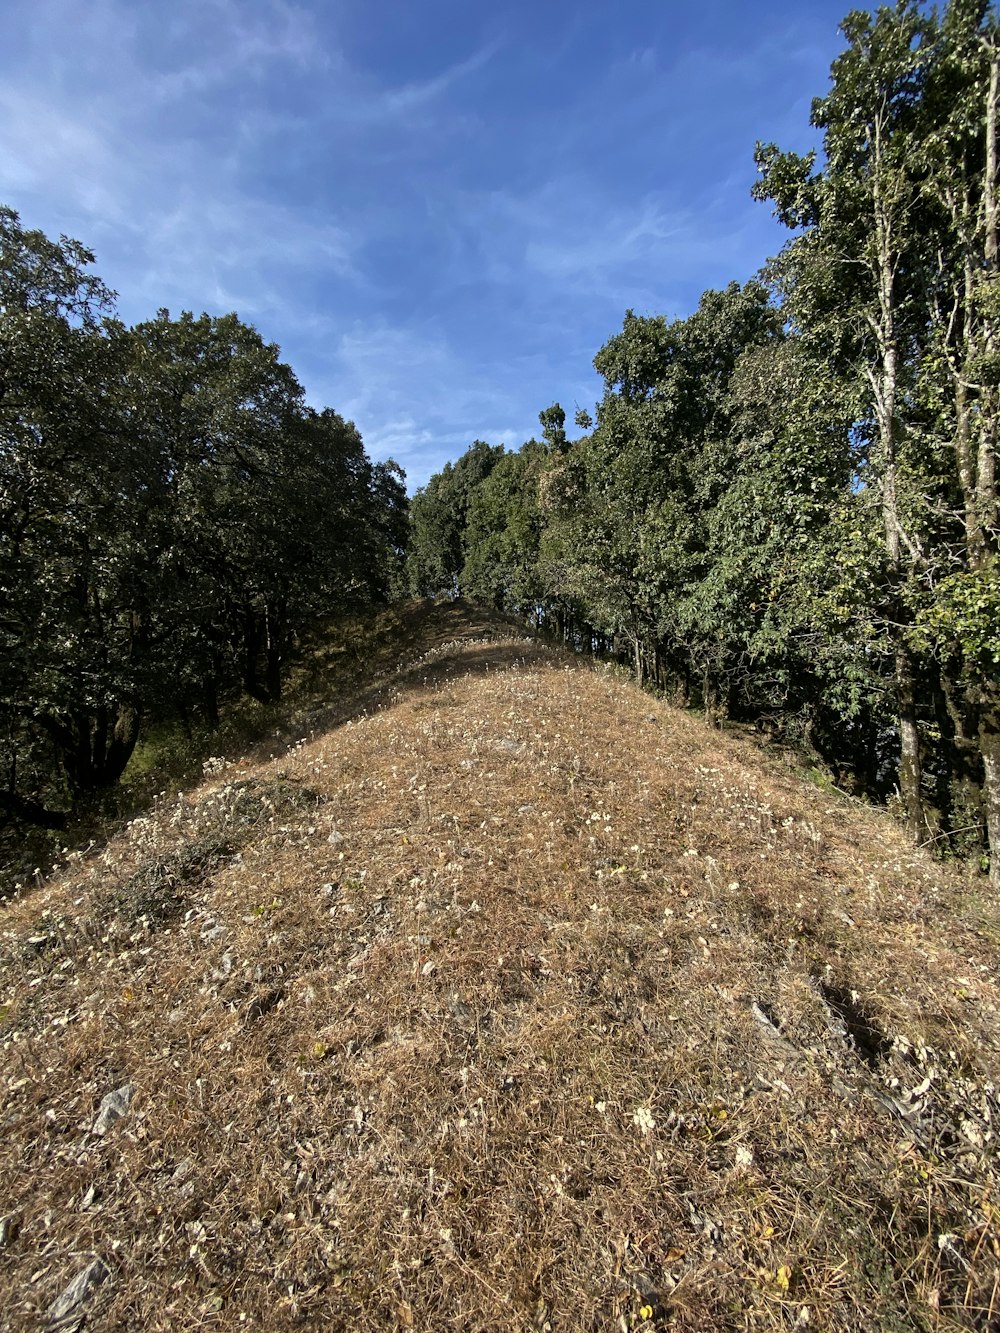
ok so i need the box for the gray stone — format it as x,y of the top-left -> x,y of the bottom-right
92,1084 -> 134,1136
46,1257 -> 108,1328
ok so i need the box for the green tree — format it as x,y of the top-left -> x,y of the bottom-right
407,440 -> 503,595
756,0 -> 1000,882
462,440 -> 545,613
0,208 -> 148,810
574,283 -> 783,698
127,313 -> 404,707
124,310 -> 310,706
755,1 -> 938,838
1,209 -> 406,826
914,0 -> 1000,879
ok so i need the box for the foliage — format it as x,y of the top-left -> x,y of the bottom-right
406,440 -> 503,596
0,207 -> 406,826
410,0 -> 1000,883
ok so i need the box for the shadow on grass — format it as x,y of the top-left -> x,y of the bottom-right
0,600 -> 556,899
245,634 -> 564,765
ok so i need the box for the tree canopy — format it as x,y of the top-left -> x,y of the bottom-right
407,0 -> 1000,889
1,207 -> 405,824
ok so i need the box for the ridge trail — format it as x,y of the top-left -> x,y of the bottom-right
1,603 -> 997,1330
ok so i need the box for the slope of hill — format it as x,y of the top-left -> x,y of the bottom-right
1,602 -> 998,1331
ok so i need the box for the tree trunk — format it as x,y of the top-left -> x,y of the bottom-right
980,698 -> 1000,891
954,367 -> 986,564
202,679 -> 220,728
678,663 -> 691,709
980,49 -> 1000,887
99,704 -> 140,786
39,702 -> 141,792
703,662 -> 718,728
895,645 -> 925,839
91,706 -> 109,783
0,790 -> 66,829
871,114 -> 925,841
242,607 -> 270,703
936,670 -> 986,848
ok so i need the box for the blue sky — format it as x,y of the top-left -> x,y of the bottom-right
1,0 -> 868,490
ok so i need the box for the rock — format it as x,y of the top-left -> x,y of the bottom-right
210,952 -> 233,981
46,1257 -> 108,1328
92,1084 -> 134,1136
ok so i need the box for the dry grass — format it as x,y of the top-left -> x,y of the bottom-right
1,600 -> 998,1331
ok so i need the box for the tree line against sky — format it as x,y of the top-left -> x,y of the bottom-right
407,0 -> 1000,887
0,206 -> 406,827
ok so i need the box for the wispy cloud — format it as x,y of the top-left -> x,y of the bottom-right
0,0 -> 373,315
379,41 -> 501,117
142,2 -> 337,106
0,0 -> 848,491
308,323 -> 538,487
444,174 -> 780,328
0,88 -> 126,224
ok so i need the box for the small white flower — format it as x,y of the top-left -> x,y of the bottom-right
633,1104 -> 656,1135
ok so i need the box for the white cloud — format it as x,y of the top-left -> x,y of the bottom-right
0,0 -> 373,324
379,41 -> 500,118
0,0 -> 517,491
0,0 -> 845,494
307,323 -> 529,485
0,89 -> 127,223
453,175 -> 777,324
144,0 -> 335,102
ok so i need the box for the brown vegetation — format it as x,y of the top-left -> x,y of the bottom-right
1,601 -> 998,1330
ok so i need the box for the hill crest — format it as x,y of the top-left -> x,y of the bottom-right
1,602 -> 998,1330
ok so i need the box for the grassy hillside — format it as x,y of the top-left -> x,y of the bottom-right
0,600 -> 523,901
1,602 -> 998,1330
